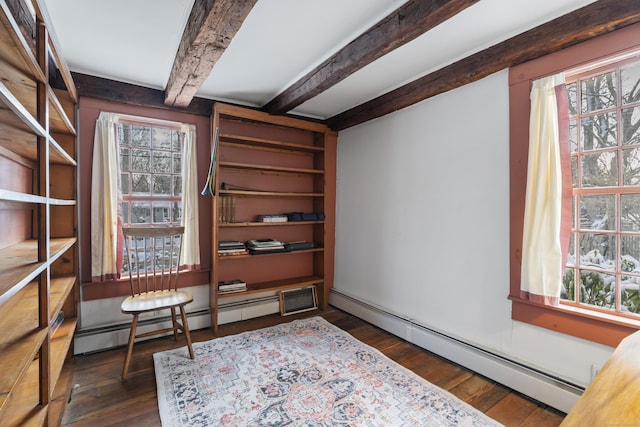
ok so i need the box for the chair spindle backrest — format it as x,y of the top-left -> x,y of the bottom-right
122,226 -> 185,296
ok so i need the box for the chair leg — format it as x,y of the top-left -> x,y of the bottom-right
170,307 -> 179,341
180,306 -> 194,359
122,314 -> 139,379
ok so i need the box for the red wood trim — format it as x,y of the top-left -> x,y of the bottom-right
509,23 -> 640,347
82,269 -> 210,301
510,297 -> 638,348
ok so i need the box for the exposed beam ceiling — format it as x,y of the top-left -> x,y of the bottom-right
263,0 -> 480,116
46,0 -> 639,131
329,0 -> 640,130
164,0 -> 256,108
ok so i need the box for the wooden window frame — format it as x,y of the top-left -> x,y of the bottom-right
78,97 -> 212,301
509,23 -> 640,348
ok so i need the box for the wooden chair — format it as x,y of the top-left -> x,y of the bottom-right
120,226 -> 194,378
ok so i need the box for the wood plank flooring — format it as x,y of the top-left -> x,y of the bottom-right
61,307 -> 565,426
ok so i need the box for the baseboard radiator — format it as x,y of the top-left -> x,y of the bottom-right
329,289 -> 583,414
74,296 -> 280,355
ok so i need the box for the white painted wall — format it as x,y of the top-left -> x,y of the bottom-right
334,69 -> 613,390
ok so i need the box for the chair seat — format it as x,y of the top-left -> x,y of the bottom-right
121,290 -> 193,314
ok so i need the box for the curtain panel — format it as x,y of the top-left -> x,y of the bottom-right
520,73 -> 571,305
91,112 -> 123,281
180,124 -> 201,269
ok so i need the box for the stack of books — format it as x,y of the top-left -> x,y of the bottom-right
218,279 -> 247,294
256,214 -> 288,223
246,238 -> 285,254
218,240 -> 248,256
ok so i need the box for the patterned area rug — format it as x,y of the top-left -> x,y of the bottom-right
154,317 -> 503,426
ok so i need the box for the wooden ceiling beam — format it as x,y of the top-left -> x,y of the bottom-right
164,0 -> 256,108
263,0 -> 480,116
328,0 -> 640,131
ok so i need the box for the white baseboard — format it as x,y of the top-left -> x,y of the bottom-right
329,289 -> 582,414
74,297 -> 280,354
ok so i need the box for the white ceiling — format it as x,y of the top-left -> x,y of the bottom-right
44,0 -> 598,120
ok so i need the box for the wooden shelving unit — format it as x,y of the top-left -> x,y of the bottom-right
0,1 -> 78,425
210,103 -> 336,335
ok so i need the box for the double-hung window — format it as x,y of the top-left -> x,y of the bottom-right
119,122 -> 183,227
563,57 -> 640,317
91,113 -> 200,282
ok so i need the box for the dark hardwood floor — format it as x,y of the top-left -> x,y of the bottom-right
61,307 -> 565,426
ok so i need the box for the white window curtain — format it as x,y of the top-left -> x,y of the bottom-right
180,124 -> 200,268
91,112 -> 123,281
520,73 -> 571,305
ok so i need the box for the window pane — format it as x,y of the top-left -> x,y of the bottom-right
153,174 -> 171,195
131,125 -> 151,147
580,195 -> 615,231
623,147 -> 640,185
621,235 -> 640,267
567,81 -> 577,115
131,202 -> 151,224
579,235 -> 616,268
569,119 -> 578,153
621,194 -> 640,231
131,149 -> 150,172
131,173 -> 150,194
173,153 -> 181,174
580,112 -> 617,150
571,156 -> 578,188
152,127 -> 173,150
581,70 -> 617,113
622,279 -> 640,315
152,202 -> 171,223
562,267 -> 576,302
581,151 -> 617,187
173,175 -> 182,197
120,147 -> 129,170
578,270 -> 616,310
621,61 -> 640,105
122,201 -> 130,223
121,173 -> 130,194
172,204 -> 182,222
622,106 -> 640,146
152,151 -> 171,174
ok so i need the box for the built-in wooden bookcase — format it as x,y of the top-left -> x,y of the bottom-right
210,103 -> 336,335
0,1 -> 78,425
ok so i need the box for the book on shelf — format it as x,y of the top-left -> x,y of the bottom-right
219,195 -> 236,223
219,248 -> 249,256
219,240 -> 245,248
284,241 -> 316,251
218,279 -> 247,293
257,214 -> 288,223
218,240 -> 248,256
246,238 -> 286,254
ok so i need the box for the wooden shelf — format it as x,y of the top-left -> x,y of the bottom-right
3,358 -> 49,427
0,238 -> 76,305
220,133 -> 324,153
211,102 -> 336,336
0,282 -> 45,413
0,1 -> 78,423
219,161 -> 324,175
218,247 -> 324,261
220,189 -> 324,198
220,220 -> 324,227
218,276 -> 324,299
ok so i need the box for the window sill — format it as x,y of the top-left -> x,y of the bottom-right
509,296 -> 640,348
82,269 -> 210,301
